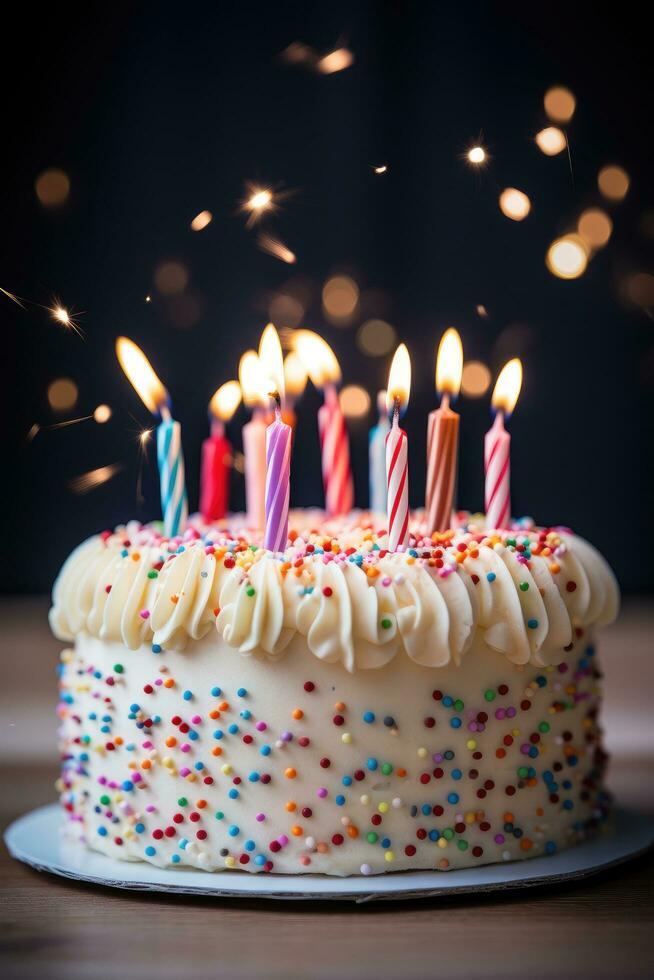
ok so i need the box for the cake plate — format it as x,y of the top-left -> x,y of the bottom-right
5,804 -> 653,903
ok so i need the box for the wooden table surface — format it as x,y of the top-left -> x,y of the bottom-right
2,597 -> 653,979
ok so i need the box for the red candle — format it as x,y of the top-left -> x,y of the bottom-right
484,358 -> 522,531
425,328 -> 463,534
200,380 -> 241,521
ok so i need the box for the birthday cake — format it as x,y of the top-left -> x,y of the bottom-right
51,511 -> 619,877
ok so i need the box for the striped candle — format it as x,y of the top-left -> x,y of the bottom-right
264,403 -> 292,552
115,337 -> 188,540
484,358 -> 523,531
369,390 -> 389,514
318,385 -> 354,516
425,395 -> 459,533
386,407 -> 410,552
157,406 -> 188,537
385,344 -> 412,552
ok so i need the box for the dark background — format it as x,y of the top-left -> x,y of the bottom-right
3,1 -> 653,593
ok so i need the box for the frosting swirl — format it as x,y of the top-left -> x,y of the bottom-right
50,513 -> 619,672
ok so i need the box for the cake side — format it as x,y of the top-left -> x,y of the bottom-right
58,627 -> 609,876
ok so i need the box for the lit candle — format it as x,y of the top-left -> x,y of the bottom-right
385,344 -> 411,552
116,337 -> 188,537
239,349 -> 269,529
293,330 -> 354,516
425,328 -> 463,534
282,351 -> 308,432
484,358 -> 523,530
369,390 -> 389,514
200,380 -> 241,521
260,326 -> 292,552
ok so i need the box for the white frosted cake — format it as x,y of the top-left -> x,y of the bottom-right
51,511 -> 619,876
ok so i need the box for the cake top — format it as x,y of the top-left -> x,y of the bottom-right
50,510 -> 619,672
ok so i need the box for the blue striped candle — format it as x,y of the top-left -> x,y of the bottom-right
157,406 -> 188,538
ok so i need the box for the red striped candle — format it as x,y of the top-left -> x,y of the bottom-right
318,385 -> 354,516
385,344 -> 412,552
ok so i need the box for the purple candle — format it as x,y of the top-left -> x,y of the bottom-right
264,395 -> 292,552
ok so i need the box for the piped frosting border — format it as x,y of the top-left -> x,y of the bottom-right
50,513 -> 619,672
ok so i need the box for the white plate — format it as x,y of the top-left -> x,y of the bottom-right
5,804 -> 653,903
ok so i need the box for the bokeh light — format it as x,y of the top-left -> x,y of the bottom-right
546,236 -> 588,279
339,384 -> 371,418
499,188 -> 531,221
461,361 -> 491,397
598,165 -> 630,201
47,378 -> 79,411
535,127 -> 566,156
467,146 -> 486,165
190,210 -> 213,231
577,209 -> 613,249
154,260 -> 189,295
544,86 -> 576,123
35,168 -> 70,206
322,275 -> 359,324
373,165 -> 388,174
357,319 -> 397,356
93,404 -> 112,424
317,48 -> 354,74
268,293 -> 304,329
476,304 -> 489,318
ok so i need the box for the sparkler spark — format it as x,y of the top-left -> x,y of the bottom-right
467,146 -> 487,165
257,232 -> 296,264
49,299 -> 84,338
69,463 -> 122,495
0,286 -> 26,309
241,184 -> 276,226
373,165 -> 388,175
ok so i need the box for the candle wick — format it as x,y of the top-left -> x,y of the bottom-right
441,391 -> 450,412
271,389 -> 282,419
393,397 -> 401,426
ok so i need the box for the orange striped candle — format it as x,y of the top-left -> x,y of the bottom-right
425,329 -> 463,534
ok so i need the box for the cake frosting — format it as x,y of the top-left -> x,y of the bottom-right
53,511 -> 619,876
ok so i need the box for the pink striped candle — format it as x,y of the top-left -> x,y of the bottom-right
264,398 -> 292,552
484,358 -> 522,531
318,384 -> 354,516
385,344 -> 412,552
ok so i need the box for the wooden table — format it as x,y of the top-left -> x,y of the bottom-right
2,597 -> 653,979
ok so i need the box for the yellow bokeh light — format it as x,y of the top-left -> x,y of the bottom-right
499,188 -> 531,221
535,127 -> 566,156
47,378 -> 78,412
93,404 -> 112,424
467,146 -> 486,165
577,209 -> 613,249
546,236 -> 588,280
35,169 -> 70,206
339,384 -> 371,418
322,275 -> 359,324
461,362 -> 491,398
317,48 -> 354,74
598,165 -> 630,202
544,86 -> 576,123
154,261 -> 189,295
191,210 -> 213,231
357,319 -> 397,356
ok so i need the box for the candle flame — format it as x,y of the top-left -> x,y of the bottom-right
491,358 -> 523,416
435,328 -> 463,398
209,380 -> 242,422
283,352 -> 308,399
292,329 -> 341,387
238,350 -> 269,409
259,323 -> 285,402
115,337 -> 168,415
386,343 -> 411,414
